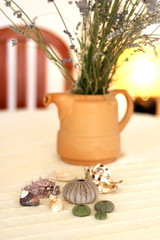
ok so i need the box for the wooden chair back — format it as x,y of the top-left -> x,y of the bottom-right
0,27 -> 73,109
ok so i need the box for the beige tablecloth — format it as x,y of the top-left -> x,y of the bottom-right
0,109 -> 160,240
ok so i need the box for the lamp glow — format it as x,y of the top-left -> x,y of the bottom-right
132,61 -> 157,86
112,46 -> 160,98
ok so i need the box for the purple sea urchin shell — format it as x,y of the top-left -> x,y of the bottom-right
23,177 -> 60,198
63,179 -> 99,204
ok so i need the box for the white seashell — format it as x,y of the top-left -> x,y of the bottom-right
85,163 -> 123,193
49,195 -> 63,212
48,168 -> 76,182
97,181 -> 123,193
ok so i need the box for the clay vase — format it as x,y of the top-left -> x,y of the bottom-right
43,90 -> 133,166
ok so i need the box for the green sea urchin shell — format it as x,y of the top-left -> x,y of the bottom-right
94,200 -> 114,213
95,212 -> 107,220
63,179 -> 99,204
72,204 -> 91,217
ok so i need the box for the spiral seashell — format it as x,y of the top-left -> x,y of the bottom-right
85,164 -> 123,193
63,179 -> 99,204
49,195 -> 63,212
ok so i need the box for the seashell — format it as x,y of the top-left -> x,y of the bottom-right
63,179 -> 99,204
85,163 -> 112,181
48,168 -> 76,182
94,200 -> 114,213
85,163 -> 122,193
97,181 -> 122,193
72,204 -> 91,217
19,190 -> 40,207
94,212 -> 107,220
49,195 -> 63,212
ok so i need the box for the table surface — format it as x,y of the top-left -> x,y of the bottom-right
0,109 -> 160,240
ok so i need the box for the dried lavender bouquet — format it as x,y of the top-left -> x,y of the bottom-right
1,0 -> 160,94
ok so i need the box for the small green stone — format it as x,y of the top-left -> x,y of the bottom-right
94,200 -> 114,213
72,204 -> 91,217
95,212 -> 107,220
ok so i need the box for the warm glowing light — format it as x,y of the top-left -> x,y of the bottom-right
112,46 -> 160,98
132,61 -> 158,86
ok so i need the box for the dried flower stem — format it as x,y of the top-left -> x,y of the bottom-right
1,0 -> 160,94
2,0 -> 75,86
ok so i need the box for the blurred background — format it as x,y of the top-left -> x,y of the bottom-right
0,0 -> 79,110
1,0 -> 160,115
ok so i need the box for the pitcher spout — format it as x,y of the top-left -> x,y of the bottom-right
43,93 -> 55,106
43,93 -> 74,120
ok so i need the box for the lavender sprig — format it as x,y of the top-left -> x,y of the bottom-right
1,0 -> 160,95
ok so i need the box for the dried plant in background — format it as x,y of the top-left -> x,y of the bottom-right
1,0 -> 160,94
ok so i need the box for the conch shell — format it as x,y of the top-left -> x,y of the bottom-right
85,163 -> 122,193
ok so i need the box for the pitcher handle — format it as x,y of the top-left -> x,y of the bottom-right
111,89 -> 134,132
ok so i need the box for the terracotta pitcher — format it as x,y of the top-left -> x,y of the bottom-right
43,90 -> 133,166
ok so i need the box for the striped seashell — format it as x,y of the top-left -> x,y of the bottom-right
62,179 -> 99,204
